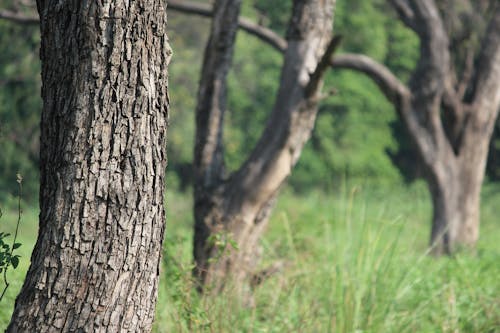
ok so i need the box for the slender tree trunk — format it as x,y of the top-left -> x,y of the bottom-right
193,0 -> 337,294
8,0 -> 171,331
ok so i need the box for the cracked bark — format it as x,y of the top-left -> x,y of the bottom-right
8,0 -> 171,331
192,0 -> 336,295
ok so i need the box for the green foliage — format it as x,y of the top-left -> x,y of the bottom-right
0,174 -> 23,303
251,0 -> 292,35
1,0 -> 498,195
152,183 -> 500,332
224,31 -> 282,171
206,231 -> 239,264
0,19 -> 41,202
158,0 -> 424,192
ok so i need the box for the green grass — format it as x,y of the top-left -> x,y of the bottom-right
1,181 -> 500,332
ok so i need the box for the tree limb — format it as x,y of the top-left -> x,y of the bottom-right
388,0 -> 416,30
468,3 -> 500,122
167,0 -> 287,52
0,9 -> 38,25
331,53 -> 410,104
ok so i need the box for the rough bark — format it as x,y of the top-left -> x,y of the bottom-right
193,0 -> 336,294
8,0 -> 171,331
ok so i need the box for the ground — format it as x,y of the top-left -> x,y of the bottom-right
1,180 -> 499,332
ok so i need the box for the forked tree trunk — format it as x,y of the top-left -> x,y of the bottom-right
330,0 -> 500,255
8,0 -> 171,331
193,0 -> 337,294
427,145 -> 485,254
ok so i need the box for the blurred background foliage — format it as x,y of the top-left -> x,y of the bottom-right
0,0 -> 499,202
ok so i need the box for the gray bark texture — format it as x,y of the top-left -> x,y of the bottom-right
192,0 -> 337,295
8,0 -> 171,331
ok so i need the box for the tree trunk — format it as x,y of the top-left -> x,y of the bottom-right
8,1 -> 171,331
193,0 -> 336,295
427,151 -> 482,255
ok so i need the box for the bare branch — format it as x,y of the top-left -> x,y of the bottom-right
0,9 -> 38,25
331,53 -> 410,104
167,0 -> 286,52
388,0 -> 416,30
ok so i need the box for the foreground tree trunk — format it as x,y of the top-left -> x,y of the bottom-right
8,0 -> 171,331
192,0 -> 337,294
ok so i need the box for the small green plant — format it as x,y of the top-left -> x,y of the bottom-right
206,231 -> 239,264
0,174 -> 23,303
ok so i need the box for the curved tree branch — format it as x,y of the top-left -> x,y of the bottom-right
331,53 -> 410,104
167,0 -> 287,52
388,0 -> 417,30
168,0 -> 410,109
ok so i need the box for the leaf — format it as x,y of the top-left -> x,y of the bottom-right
13,243 -> 22,250
11,256 -> 19,269
228,238 -> 239,250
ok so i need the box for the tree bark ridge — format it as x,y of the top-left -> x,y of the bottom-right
8,1 -> 171,331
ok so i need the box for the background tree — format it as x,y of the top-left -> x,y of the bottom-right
7,0 -> 171,331
190,0 -> 338,293
170,0 -> 500,255
332,0 -> 500,254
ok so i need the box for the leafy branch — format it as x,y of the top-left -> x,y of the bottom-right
0,173 -> 23,303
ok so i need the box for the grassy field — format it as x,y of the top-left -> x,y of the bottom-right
1,180 -> 499,332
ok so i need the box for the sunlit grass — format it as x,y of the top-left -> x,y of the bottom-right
1,181 -> 499,331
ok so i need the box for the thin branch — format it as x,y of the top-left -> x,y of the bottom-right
167,0 -> 287,52
331,53 -> 410,104
388,0 -> 416,30
0,9 -> 38,25
407,0 -> 447,37
468,4 -> 500,110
